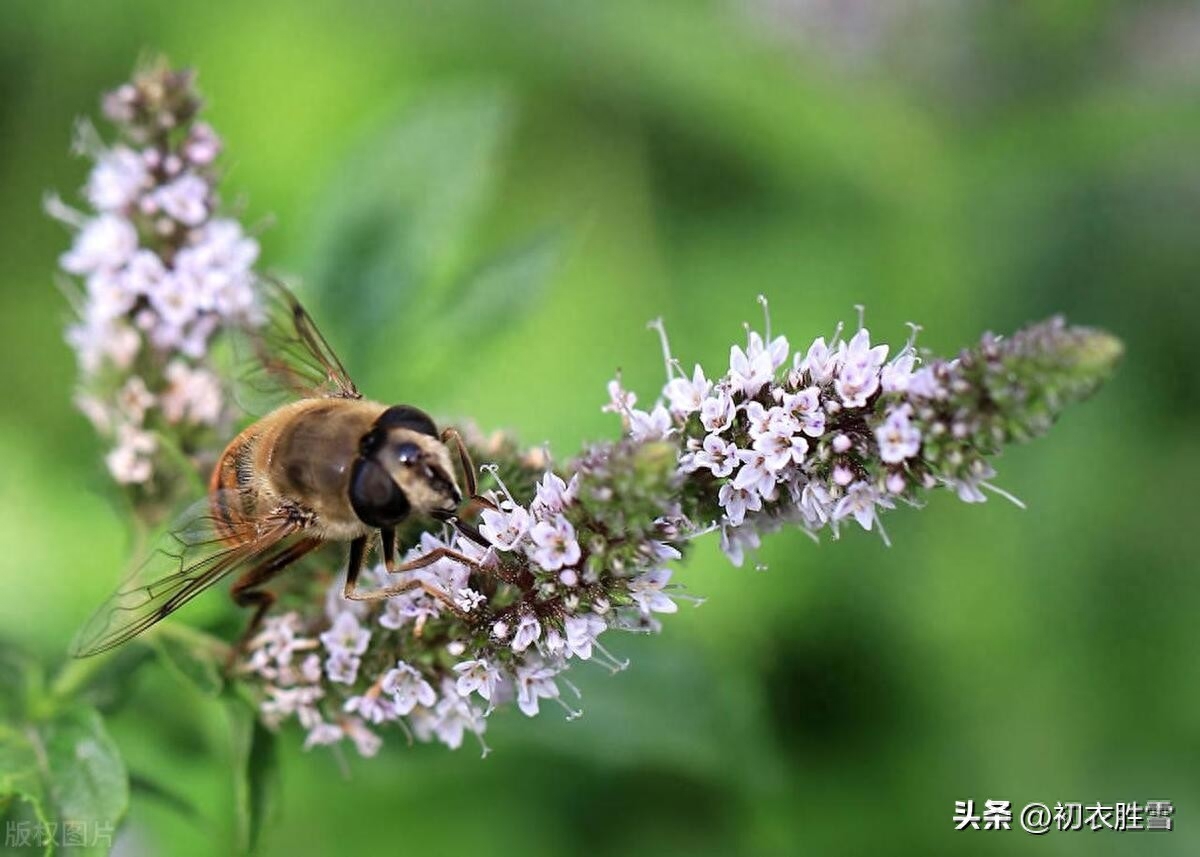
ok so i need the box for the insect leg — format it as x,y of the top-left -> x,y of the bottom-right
343,545 -> 470,618
228,536 -> 322,669
441,427 -> 497,510
380,527 -> 397,572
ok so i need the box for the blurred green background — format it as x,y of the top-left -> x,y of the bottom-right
1,1 -> 1197,855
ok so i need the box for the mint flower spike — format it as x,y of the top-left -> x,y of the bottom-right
240,308 -> 1119,759
48,59 -> 258,509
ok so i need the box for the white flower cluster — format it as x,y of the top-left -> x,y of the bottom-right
51,68 -> 257,486
610,306 -> 942,562
243,468 -> 685,757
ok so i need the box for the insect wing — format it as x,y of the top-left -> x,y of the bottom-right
70,495 -> 302,657
230,277 -> 361,414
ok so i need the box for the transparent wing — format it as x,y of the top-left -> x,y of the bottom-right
70,494 -> 305,658
231,277 -> 361,415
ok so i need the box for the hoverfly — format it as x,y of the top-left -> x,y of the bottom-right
71,279 -> 492,659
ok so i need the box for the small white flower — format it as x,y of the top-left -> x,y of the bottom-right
602,378 -> 637,415
799,336 -> 839,385
629,402 -> 672,441
86,146 -> 148,212
699,388 -> 736,434
153,172 -> 209,225
875,406 -> 922,464
511,612 -> 542,653
563,613 -> 607,660
160,360 -> 223,426
717,482 -> 763,527
514,659 -> 561,717
833,481 -> 893,532
320,611 -> 371,656
728,343 -> 774,397
183,121 -> 221,165
530,472 -> 578,518
115,376 -> 155,423
381,661 -> 437,715
746,330 -> 790,369
61,215 -> 138,275
732,448 -> 777,497
719,524 -> 761,568
664,364 -> 712,416
752,429 -> 808,472
453,587 -> 486,613
303,721 -> 344,750
689,433 -> 738,478
105,424 -> 157,484
881,352 -> 916,393
628,568 -> 678,615
479,503 -> 531,551
323,651 -> 361,685
344,693 -> 397,725
529,515 -> 581,571
453,658 -> 502,702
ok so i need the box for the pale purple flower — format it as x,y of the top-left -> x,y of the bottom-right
323,651 -> 361,685
514,659 -> 561,717
628,568 -> 678,615
61,215 -> 138,275
86,146 -> 148,212
105,424 -> 157,484
344,693 -> 397,725
629,402 -> 672,442
529,515 -> 581,571
753,429 -> 809,471
510,612 -> 542,653
732,448 -> 777,496
690,433 -> 738,478
718,482 -> 763,526
799,336 -> 839,384
833,481 -> 894,532
159,360 -> 223,425
728,343 -> 775,397
876,406 -> 922,463
530,472 -> 578,518
563,613 -> 607,660
746,330 -> 790,370
381,661 -> 437,715
602,378 -> 636,415
344,718 -> 383,758
719,524 -> 762,567
453,658 -> 502,702
183,121 -> 221,165
664,364 -> 712,416
303,721 -> 344,750
700,387 -> 736,433
153,172 -> 209,225
479,503 -> 531,551
320,611 -> 371,656
881,352 -> 916,393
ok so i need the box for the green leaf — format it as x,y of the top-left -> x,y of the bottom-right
227,699 -> 279,855
128,769 -> 207,830
0,648 -> 41,721
152,632 -> 224,697
41,705 -> 129,857
303,85 -> 516,367
0,724 -> 47,827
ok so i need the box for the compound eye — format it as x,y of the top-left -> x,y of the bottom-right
394,442 -> 421,465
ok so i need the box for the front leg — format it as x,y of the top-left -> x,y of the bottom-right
342,538 -> 468,618
380,527 -> 397,572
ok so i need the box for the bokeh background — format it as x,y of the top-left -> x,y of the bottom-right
1,1 -> 1197,855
